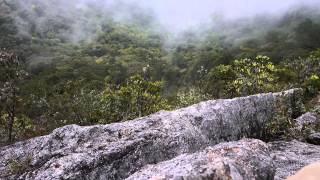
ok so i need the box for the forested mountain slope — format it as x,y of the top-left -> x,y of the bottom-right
0,0 -> 319,145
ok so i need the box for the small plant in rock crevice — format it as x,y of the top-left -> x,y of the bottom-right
8,154 -> 33,175
263,91 -> 305,141
311,106 -> 320,117
264,111 -> 295,142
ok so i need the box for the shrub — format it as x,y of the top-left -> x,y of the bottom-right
9,154 -> 33,175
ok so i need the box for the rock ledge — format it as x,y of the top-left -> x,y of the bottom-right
0,89 -> 303,179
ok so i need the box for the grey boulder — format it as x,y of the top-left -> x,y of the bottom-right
306,132 -> 320,145
270,140 -> 320,180
127,139 -> 275,180
294,112 -> 320,132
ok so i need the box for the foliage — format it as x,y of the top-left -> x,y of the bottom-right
232,55 -> 278,96
174,88 -> 211,108
263,98 -> 295,141
9,154 -> 33,175
205,64 -> 237,98
311,104 -> 320,117
205,55 -> 278,98
0,51 -> 28,143
283,54 -> 320,97
99,75 -> 170,123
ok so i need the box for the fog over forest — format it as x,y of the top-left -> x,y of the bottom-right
130,0 -> 320,31
4,0 -> 320,42
0,0 -> 320,147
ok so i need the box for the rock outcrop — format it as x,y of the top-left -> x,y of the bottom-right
307,133 -> 320,145
0,89 -> 304,179
294,112 -> 320,132
291,112 -> 320,142
128,139 -> 275,180
270,140 -> 320,179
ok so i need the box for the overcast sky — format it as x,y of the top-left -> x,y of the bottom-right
126,0 -> 320,31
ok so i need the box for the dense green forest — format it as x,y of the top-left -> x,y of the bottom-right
0,0 -> 320,145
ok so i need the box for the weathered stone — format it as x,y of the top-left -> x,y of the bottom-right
306,132 -> 320,145
294,112 -> 320,132
127,139 -> 275,180
270,140 -> 320,180
290,112 -> 320,141
0,89 -> 303,180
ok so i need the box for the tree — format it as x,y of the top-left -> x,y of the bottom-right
204,55 -> 278,98
283,53 -> 320,96
231,55 -> 278,96
205,64 -> 237,98
100,75 -> 170,123
0,50 -> 27,143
